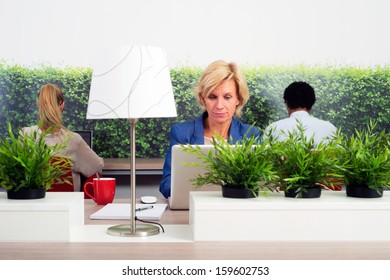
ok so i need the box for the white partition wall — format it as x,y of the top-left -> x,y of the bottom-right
0,192 -> 84,241
190,191 -> 390,241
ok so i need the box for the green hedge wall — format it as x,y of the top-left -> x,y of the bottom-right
1,63 -> 389,158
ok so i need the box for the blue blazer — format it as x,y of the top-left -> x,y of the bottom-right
159,112 -> 261,198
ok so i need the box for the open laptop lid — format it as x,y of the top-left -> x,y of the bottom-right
169,144 -> 220,210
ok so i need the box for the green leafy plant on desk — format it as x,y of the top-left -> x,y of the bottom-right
339,120 -> 390,198
264,122 -> 345,198
181,133 -> 279,198
0,122 -> 72,199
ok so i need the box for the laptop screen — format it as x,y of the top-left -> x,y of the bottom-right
169,145 -> 220,210
74,130 -> 93,149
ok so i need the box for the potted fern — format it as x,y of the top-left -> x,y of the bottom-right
265,122 -> 344,198
340,120 -> 390,198
181,134 -> 278,198
0,123 -> 72,199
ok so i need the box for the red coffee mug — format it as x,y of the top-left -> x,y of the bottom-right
84,178 -> 116,205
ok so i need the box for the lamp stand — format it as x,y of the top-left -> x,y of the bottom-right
107,118 -> 160,237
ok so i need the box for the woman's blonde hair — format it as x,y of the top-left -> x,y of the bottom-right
195,60 -> 249,116
37,84 -> 66,133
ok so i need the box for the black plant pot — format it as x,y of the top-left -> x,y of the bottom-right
222,185 -> 257,198
284,186 -> 322,198
346,184 -> 383,198
7,188 -> 46,199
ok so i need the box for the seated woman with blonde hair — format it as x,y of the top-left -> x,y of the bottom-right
159,60 -> 261,198
21,83 -> 104,191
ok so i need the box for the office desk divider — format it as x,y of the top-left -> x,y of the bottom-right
0,192 -> 84,241
190,191 -> 390,241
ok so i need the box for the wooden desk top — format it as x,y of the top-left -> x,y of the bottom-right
84,198 -> 189,225
103,158 -> 164,170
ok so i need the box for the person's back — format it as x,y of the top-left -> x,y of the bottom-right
21,84 -> 103,191
266,111 -> 336,144
264,81 -> 336,144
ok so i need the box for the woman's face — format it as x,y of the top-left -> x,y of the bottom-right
201,79 -> 240,125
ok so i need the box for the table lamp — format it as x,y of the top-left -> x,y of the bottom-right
87,45 -> 177,236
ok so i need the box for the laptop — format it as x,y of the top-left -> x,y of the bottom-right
169,144 -> 221,210
74,130 -> 93,149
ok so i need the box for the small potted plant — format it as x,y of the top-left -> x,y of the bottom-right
265,122 -> 344,198
181,133 -> 278,198
340,120 -> 390,198
0,123 -> 72,199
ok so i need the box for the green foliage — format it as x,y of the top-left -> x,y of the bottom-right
265,122 -> 345,197
0,62 -> 389,158
180,133 -> 278,196
242,65 -> 390,136
340,120 -> 390,190
0,123 -> 72,191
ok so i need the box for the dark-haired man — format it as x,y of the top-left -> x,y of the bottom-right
264,81 -> 337,144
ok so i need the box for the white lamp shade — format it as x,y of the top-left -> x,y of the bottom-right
87,45 -> 177,119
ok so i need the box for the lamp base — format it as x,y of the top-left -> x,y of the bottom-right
107,223 -> 160,237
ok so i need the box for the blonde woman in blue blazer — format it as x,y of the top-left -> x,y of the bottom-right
159,60 -> 261,198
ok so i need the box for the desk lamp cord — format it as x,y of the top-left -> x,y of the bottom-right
135,216 -> 165,233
